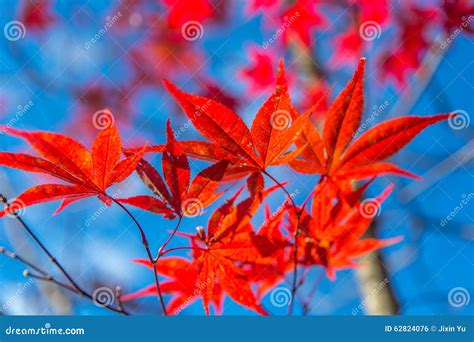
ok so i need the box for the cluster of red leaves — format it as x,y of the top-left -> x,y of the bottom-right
19,0 -> 56,32
0,59 -> 450,314
243,0 -> 473,91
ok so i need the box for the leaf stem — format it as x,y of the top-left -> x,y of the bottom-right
112,198 -> 167,315
262,171 -> 300,314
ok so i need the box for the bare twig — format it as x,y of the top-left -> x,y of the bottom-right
0,194 -> 84,294
0,247 -> 129,315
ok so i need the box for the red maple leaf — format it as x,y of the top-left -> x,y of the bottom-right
124,177 -> 280,315
379,6 -> 436,87
127,59 -> 309,181
163,0 -> 214,28
280,1 -> 326,48
240,45 -> 277,94
119,120 -> 228,219
352,0 -> 389,23
184,179 -> 280,315
290,58 -> 451,180
122,257 -> 224,315
0,124 -> 144,216
245,0 -> 280,16
332,26 -> 364,67
19,0 -> 55,31
290,178 -> 401,279
442,0 -> 474,35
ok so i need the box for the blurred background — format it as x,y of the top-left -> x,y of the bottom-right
0,0 -> 472,315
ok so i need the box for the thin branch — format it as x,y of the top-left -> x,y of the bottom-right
112,198 -> 168,315
0,247 -> 129,315
263,170 -> 300,314
159,246 -> 206,258
0,194 -> 84,294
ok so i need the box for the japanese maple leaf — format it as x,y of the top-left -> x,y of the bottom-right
243,205 -> 290,298
240,45 -> 277,94
19,0 -> 55,31
128,59 -> 310,181
280,1 -> 326,48
290,178 -> 401,279
163,0 -> 214,28
118,120 -> 228,219
199,78 -> 239,111
352,0 -> 388,23
181,177 -> 280,315
442,0 -> 474,35
290,58 -> 451,180
299,81 -> 329,119
332,25 -> 364,67
379,6 -> 435,87
123,257 -> 224,315
130,21 -> 204,84
0,125 -> 144,217
245,0 -> 280,16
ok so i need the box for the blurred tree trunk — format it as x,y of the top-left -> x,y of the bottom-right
354,224 -> 400,315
